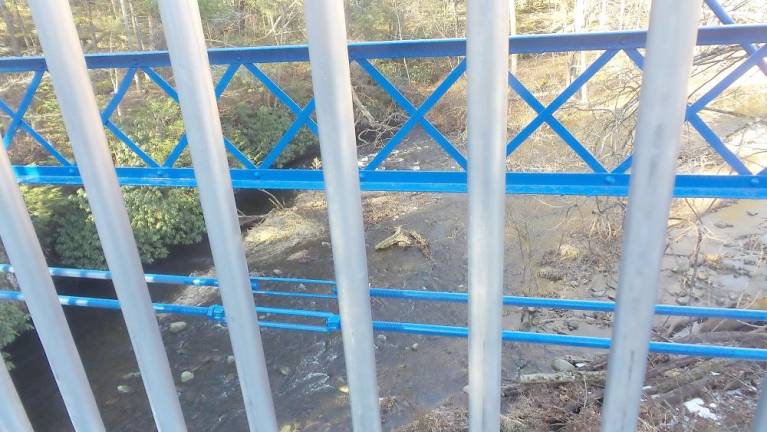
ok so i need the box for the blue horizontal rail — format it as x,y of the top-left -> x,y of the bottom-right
0,291 -> 332,333
0,288 -> 764,361
2,263 -> 765,322
373,321 -> 767,361
0,25 -> 765,72
10,167 -> 767,198
1,24 -> 766,198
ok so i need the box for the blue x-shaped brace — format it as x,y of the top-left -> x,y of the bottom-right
1,70 -> 71,165
1,0 -> 764,177
612,45 -> 767,176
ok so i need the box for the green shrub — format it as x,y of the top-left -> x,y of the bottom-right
0,301 -> 31,366
110,97 -> 188,167
19,186 -> 67,252
0,249 -> 31,367
52,187 -> 205,269
223,102 -> 318,167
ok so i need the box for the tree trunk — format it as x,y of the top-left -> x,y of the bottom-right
128,0 -> 143,51
393,0 -> 411,83
451,0 -> 460,38
10,0 -> 33,52
118,0 -> 132,48
599,0 -> 608,30
509,0 -> 517,75
109,0 -> 118,17
83,0 -> 99,50
109,33 -> 122,118
118,0 -> 141,92
618,0 -> 626,29
0,0 -> 21,56
146,13 -> 155,50
573,0 -> 588,104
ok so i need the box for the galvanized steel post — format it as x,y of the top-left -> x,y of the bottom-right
26,1 -> 186,430
156,1 -> 278,430
303,1 -> 382,430
0,146 -> 104,430
755,374 -> 767,432
0,359 -> 32,432
601,1 -> 702,431
466,0 -> 509,431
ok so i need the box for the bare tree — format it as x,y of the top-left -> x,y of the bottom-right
128,0 -> 143,51
618,0 -> 626,29
573,0 -> 588,104
10,0 -> 34,52
393,0 -> 412,83
509,0 -> 518,75
599,0 -> 608,30
82,0 -> 100,50
0,0 -> 21,55
118,0 -> 141,91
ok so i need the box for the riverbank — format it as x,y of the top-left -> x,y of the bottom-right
7,129 -> 767,430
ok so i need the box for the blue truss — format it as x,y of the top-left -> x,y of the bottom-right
2,263 -> 767,360
0,9 -> 765,198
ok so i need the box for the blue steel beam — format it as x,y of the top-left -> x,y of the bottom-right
355,58 -> 467,170
507,73 -> 598,169
0,25 -> 765,72
2,71 -> 42,150
2,263 -> 766,323
0,289 -> 765,361
688,45 -> 767,113
363,60 -> 467,171
163,64 -> 240,167
100,68 -> 136,121
258,99 -> 316,169
11,167 -> 767,198
704,0 -> 767,77
134,66 -> 258,170
98,67 -> 160,167
243,63 -> 319,134
505,49 -> 616,163
1,25 -> 765,196
0,290 -> 332,333
0,93 -> 72,166
505,51 -> 616,171
374,321 -> 767,361
612,46 -> 766,175
105,120 -> 160,167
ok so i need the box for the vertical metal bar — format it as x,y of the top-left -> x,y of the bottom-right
466,0 -> 509,431
755,373 -> 767,432
0,359 -> 32,432
0,149 -> 104,429
155,2 -> 278,431
26,1 -> 186,430
302,1 -> 382,430
601,1 -> 702,431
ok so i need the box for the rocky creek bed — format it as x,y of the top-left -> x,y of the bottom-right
7,139 -> 767,431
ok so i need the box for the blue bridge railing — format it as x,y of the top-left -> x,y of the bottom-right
1,24 -> 766,198
2,263 -> 767,361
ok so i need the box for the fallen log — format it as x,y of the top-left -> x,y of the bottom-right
510,370 -> 606,386
646,359 -> 725,395
375,226 -> 431,258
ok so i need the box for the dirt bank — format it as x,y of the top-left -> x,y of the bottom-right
7,130 -> 767,430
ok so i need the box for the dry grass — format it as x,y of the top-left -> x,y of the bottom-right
395,406 -> 468,432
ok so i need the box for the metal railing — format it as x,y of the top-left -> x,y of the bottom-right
0,9 -> 766,197
0,0 -> 765,431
